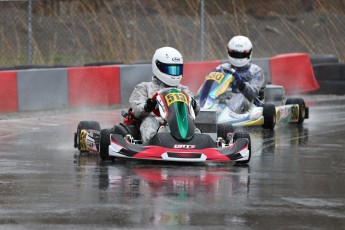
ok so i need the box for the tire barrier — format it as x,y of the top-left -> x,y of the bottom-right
312,63 -> 345,95
309,54 -> 339,66
269,53 -> 320,95
312,63 -> 345,81
0,54 -> 343,113
311,80 -> 345,95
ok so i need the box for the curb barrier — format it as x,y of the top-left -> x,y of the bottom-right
1,53 -> 343,113
119,64 -> 152,104
0,71 -> 18,113
269,53 -> 320,95
17,68 -> 68,111
68,66 -> 121,107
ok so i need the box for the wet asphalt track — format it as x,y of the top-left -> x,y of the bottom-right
0,95 -> 345,229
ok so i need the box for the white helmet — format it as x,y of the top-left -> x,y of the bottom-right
227,35 -> 253,67
152,47 -> 183,86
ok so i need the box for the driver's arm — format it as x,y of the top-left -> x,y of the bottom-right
239,66 -> 265,102
129,82 -> 152,119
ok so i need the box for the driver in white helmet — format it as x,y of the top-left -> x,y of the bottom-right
213,35 -> 265,113
129,47 -> 200,142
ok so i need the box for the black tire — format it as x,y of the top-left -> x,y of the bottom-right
285,98 -> 306,124
99,128 -> 111,161
309,80 -> 345,95
313,63 -> 345,81
233,132 -> 251,164
74,132 -> 78,148
217,123 -> 234,141
75,121 -> 101,150
262,104 -> 276,130
309,54 -> 338,66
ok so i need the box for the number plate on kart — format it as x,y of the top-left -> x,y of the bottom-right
206,72 -> 225,83
165,92 -> 188,106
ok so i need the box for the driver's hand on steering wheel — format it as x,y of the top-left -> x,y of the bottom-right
229,68 -> 245,90
144,98 -> 157,112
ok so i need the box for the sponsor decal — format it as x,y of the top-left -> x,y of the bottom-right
291,105 -> 299,121
206,72 -> 224,83
174,144 -> 196,149
79,130 -> 88,151
87,139 -> 95,148
280,107 -> 289,118
172,57 -> 180,62
165,92 -> 188,106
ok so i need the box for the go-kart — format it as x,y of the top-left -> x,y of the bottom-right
74,88 -> 252,164
195,69 -> 309,130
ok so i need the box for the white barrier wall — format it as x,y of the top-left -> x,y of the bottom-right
0,53 -> 341,113
119,64 -> 152,105
17,68 -> 69,111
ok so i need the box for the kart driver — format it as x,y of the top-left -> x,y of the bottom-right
129,46 -> 200,142
213,35 -> 265,113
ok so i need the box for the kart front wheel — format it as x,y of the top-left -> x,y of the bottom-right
262,104 -> 276,130
233,132 -> 251,164
74,120 -> 101,151
217,123 -> 234,142
100,128 -> 111,161
285,98 -> 306,124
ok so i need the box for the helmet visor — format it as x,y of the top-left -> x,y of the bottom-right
156,60 -> 183,76
228,48 -> 252,59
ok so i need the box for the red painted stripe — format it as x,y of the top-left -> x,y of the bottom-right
68,66 -> 121,107
0,71 -> 18,112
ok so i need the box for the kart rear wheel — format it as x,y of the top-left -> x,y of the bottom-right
75,121 -> 101,151
285,98 -> 306,124
233,132 -> 251,164
217,123 -> 234,141
100,128 -> 111,161
262,104 -> 276,130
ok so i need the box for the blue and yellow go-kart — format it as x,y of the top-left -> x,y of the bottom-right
195,69 -> 309,130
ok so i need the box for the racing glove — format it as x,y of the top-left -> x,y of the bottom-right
191,97 -> 197,111
144,98 -> 157,112
229,68 -> 245,91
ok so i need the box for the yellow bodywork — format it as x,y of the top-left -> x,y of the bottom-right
79,130 -> 88,151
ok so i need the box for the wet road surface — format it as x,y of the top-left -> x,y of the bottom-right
0,95 -> 344,229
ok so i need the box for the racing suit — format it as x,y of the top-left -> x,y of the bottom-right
213,63 -> 265,113
129,77 -> 200,142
